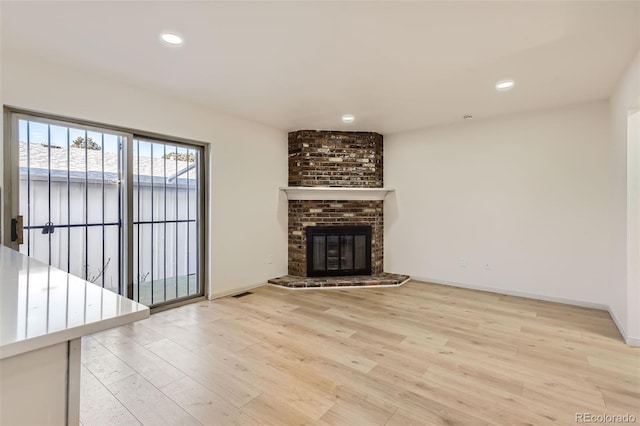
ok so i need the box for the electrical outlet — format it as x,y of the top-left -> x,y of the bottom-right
267,255 -> 274,265
459,257 -> 466,268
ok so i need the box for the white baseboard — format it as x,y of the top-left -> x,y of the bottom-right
207,283 -> 266,300
608,307 -> 640,347
608,307 -> 628,341
410,276 -> 609,310
626,336 -> 640,347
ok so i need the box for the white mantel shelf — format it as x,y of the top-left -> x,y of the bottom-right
280,186 -> 395,201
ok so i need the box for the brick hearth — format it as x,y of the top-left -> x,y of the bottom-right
268,273 -> 409,289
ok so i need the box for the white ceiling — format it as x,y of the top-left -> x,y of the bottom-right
1,1 -> 639,134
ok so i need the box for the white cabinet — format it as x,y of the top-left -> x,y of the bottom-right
0,246 -> 149,425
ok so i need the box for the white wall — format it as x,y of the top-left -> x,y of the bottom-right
609,51 -> 640,344
627,111 -> 640,343
0,9 -> 5,243
385,101 -> 613,309
0,49 -> 288,298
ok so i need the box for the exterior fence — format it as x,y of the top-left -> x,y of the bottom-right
19,173 -> 197,297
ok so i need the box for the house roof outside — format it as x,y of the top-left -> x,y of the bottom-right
18,142 -> 198,186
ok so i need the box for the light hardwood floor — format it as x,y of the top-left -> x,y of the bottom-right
80,280 -> 640,426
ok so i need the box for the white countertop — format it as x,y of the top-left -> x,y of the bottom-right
0,246 -> 149,359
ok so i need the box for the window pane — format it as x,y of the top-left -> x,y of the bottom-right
137,223 -> 153,305
136,140 -> 152,222
177,222 -> 189,299
103,225 -> 120,294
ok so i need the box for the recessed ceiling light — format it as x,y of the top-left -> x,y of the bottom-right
495,80 -> 515,91
463,114 -> 473,120
342,114 -> 355,123
161,32 -> 183,46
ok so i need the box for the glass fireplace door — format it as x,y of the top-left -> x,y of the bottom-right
307,226 -> 372,277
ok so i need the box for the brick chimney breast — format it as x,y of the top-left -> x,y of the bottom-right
287,130 -> 384,277
288,130 -> 383,188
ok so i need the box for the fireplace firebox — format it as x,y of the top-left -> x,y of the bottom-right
306,226 -> 372,277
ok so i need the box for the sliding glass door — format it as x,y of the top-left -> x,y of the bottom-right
4,112 -> 205,308
132,138 -> 202,306
12,116 -> 125,294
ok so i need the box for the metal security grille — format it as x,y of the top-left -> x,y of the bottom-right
132,138 -> 202,306
10,112 -> 206,309
16,117 -> 125,293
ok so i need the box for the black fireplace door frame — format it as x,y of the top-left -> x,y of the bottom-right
306,226 -> 372,277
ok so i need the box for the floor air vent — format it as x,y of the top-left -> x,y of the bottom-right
231,291 -> 253,298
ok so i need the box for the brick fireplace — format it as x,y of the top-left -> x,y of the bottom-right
288,200 -> 383,276
269,130 -> 408,289
287,130 -> 383,276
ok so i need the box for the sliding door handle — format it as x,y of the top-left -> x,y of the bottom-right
11,215 -> 24,245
